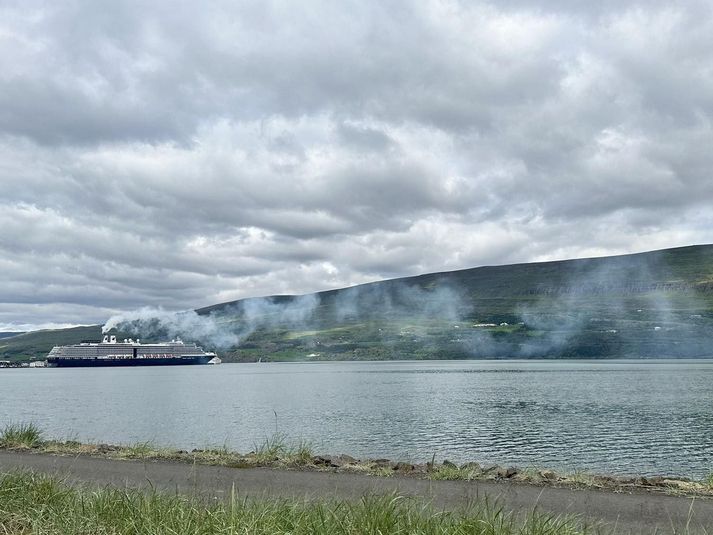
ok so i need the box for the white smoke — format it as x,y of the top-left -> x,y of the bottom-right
331,282 -> 468,323
101,294 -> 321,350
461,251 -> 709,358
102,307 -> 241,349
240,294 -> 320,326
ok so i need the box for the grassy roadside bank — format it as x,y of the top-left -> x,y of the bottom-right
2,423 -> 712,498
0,471 -> 599,535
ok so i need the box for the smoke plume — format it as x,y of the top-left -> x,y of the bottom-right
102,294 -> 321,350
102,307 -> 241,349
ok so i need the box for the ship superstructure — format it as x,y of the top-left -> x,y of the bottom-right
46,335 -> 218,367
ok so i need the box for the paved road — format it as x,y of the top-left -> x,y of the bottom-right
1,451 -> 712,533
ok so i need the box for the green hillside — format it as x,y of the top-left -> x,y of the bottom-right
0,326 -> 128,363
202,244 -> 713,361
3,244 -> 713,362
0,332 -> 23,340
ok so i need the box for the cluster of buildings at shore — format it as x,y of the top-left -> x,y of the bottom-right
0,360 -> 46,368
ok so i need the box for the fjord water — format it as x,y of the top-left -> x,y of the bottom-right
2,360 -> 712,478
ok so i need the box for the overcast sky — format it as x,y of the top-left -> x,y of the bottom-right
1,0 -> 713,331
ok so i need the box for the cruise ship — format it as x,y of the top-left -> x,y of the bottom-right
46,335 -> 219,367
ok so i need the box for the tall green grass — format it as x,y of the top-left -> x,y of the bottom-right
0,471 -> 596,535
0,422 -> 42,448
252,433 -> 315,466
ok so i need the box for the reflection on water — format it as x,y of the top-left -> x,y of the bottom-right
1,359 -> 712,477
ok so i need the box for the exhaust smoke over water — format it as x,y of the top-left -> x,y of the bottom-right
101,294 -> 322,350
101,283 -> 471,353
102,308 -> 242,349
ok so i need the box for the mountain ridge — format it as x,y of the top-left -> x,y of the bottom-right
201,243 -> 713,310
3,244 -> 713,362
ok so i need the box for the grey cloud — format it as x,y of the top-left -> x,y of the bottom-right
337,123 -> 395,152
1,2 -> 565,143
0,303 -> 116,332
1,0 -> 712,329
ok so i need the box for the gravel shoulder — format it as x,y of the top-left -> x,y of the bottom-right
1,450 -> 712,533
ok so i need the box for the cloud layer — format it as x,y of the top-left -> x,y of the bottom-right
1,0 -> 712,330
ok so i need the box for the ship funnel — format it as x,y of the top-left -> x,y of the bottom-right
102,335 -> 108,343
110,335 -> 116,343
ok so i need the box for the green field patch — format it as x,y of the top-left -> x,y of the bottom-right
283,325 -> 365,340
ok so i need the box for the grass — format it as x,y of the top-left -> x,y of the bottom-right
120,441 -> 156,459
41,433 -> 318,470
0,471 -> 598,535
566,471 -> 598,489
429,464 -> 480,481
289,439 -> 316,466
61,434 -> 317,470
0,422 -> 42,448
249,433 -> 316,466
253,432 -> 289,464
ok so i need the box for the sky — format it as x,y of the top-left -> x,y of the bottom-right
1,0 -> 713,331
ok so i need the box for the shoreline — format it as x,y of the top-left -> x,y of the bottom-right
2,429 -> 711,499
5,356 -> 713,366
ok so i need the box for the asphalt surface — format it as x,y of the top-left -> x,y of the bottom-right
1,450 -> 712,533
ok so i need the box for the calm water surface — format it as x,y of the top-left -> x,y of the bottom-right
1,360 -> 712,478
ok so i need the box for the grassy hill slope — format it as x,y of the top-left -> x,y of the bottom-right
203,244 -> 713,361
0,326 -> 130,363
3,244 -> 713,362
0,332 -> 24,340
